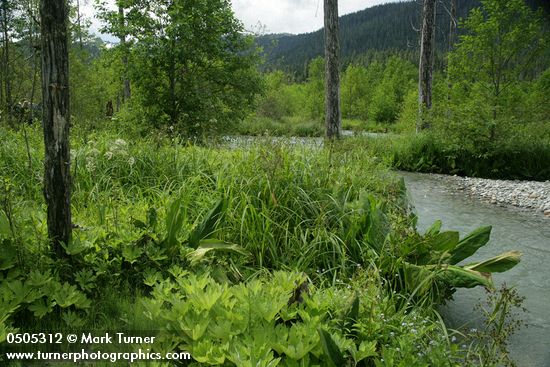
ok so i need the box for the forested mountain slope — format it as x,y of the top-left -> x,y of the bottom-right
257,0 -> 548,76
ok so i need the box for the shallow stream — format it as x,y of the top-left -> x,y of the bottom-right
401,172 -> 550,367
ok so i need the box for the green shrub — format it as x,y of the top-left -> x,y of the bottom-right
144,270 -> 464,367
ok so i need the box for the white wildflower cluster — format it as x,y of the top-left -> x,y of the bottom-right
106,138 -> 128,158
71,140 -> 101,172
70,138 -> 136,173
103,138 -> 135,167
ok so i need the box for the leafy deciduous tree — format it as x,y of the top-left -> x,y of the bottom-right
97,0 -> 262,136
448,0 -> 546,139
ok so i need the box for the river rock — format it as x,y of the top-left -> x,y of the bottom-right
434,174 -> 550,217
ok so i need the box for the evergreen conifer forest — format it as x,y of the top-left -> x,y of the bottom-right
0,0 -> 548,366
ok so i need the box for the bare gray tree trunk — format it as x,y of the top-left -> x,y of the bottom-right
76,0 -> 84,49
1,0 -> 12,124
417,0 -> 436,132
324,0 -> 341,139
447,0 -> 457,107
24,0 -> 38,173
119,4 -> 131,101
448,0 -> 457,52
40,0 -> 72,258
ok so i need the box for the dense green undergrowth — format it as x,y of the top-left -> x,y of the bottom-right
361,130 -> 550,181
0,123 -> 523,366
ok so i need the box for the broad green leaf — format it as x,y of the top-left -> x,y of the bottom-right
165,198 -> 186,247
448,226 -> 492,264
424,220 -> 442,236
402,262 -> 434,296
342,293 -> 359,333
0,241 -> 17,271
188,198 -> 226,249
437,265 -> 493,289
188,239 -> 249,265
429,231 -> 459,252
0,211 -> 11,238
464,251 -> 521,273
318,328 -> 345,367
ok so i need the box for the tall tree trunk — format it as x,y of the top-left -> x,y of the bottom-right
1,0 -> 12,124
24,0 -> 39,172
40,0 -> 72,258
119,4 -> 130,101
448,0 -> 457,52
168,53 -> 176,126
447,0 -> 457,109
76,0 -> 83,49
324,0 -> 341,139
0,47 -> 3,110
417,0 -> 436,132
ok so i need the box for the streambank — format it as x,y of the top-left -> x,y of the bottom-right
411,173 -> 550,217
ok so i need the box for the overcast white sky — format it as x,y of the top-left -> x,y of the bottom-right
83,0 -> 402,42
232,0 -> 401,34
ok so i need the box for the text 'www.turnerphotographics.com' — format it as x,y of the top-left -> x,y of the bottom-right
3,332 -> 192,364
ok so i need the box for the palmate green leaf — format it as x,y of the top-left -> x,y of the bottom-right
122,243 -> 143,264
62,236 -> 92,256
7,280 -> 31,304
192,339 -> 227,365
26,270 -> 53,288
51,283 -> 91,309
273,323 -> 319,360
187,282 -> 226,312
188,198 -> 226,249
436,265 -> 493,289
464,251 -> 521,273
187,319 -> 211,342
188,239 -> 250,265
448,226 -> 492,264
351,340 -> 377,364
0,299 -> 20,321
0,321 -> 9,343
28,298 -> 56,318
227,341 -> 281,367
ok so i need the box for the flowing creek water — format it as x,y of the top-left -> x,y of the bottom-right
401,172 -> 550,367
